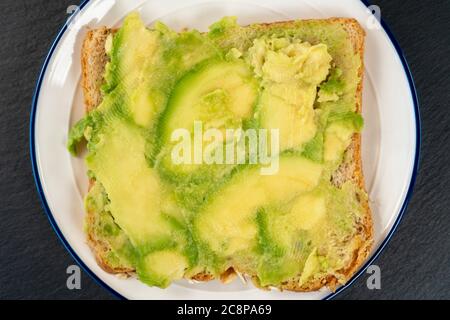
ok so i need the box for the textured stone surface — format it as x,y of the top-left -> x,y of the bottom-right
0,0 -> 448,300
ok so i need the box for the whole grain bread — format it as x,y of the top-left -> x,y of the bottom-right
81,18 -> 373,292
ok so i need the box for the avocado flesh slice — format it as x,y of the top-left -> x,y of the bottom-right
86,118 -> 172,245
84,182 -> 136,270
85,110 -> 194,286
68,13 -> 367,288
157,59 -> 259,175
194,156 -> 323,273
159,59 -> 258,142
255,180 -> 363,286
245,37 -> 332,153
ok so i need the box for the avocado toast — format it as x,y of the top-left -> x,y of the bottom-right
69,13 -> 373,292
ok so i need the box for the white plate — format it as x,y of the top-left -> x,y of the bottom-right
31,0 -> 420,300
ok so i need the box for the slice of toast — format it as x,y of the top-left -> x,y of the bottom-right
80,18 -> 372,292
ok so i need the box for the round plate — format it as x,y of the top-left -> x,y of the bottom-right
31,0 -> 420,300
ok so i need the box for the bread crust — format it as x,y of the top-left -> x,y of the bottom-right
81,27 -> 111,112
80,18 -> 372,292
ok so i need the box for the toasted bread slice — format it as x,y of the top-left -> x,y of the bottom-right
80,18 -> 372,292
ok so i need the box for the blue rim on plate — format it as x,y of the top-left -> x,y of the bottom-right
30,0 -> 421,300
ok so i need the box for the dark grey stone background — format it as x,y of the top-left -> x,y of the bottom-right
0,0 -> 448,300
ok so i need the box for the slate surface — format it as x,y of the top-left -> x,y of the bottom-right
0,0 -> 448,300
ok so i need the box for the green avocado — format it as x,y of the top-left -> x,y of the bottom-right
324,111 -> 364,163
194,155 -> 323,274
68,13 -> 366,288
246,36 -> 332,152
157,58 -> 259,174
84,182 -> 137,270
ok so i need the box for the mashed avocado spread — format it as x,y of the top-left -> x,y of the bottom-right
69,13 -> 365,288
